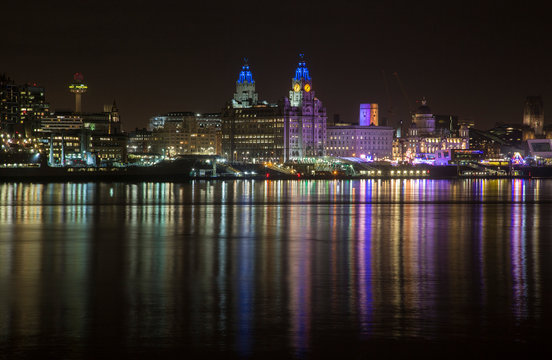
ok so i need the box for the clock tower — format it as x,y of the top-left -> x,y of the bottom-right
284,54 -> 327,161
289,54 -> 313,107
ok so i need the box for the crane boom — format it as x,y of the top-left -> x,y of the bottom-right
392,72 -> 413,114
381,70 -> 394,127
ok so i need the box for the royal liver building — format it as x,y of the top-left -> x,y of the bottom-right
283,55 -> 327,161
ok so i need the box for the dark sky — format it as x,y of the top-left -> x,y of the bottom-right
3,0 -> 551,130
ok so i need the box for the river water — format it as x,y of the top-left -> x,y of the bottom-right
1,179 -> 551,359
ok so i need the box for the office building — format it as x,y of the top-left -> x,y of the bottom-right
326,123 -> 394,159
150,112 -> 221,157
222,60 -> 284,163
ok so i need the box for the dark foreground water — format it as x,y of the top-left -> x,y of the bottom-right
1,179 -> 552,359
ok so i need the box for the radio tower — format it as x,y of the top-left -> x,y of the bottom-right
68,72 -> 88,113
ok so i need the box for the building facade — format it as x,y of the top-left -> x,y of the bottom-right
326,124 -> 394,159
394,99 -> 469,162
150,112 -> 221,157
222,61 -> 285,163
523,96 -> 544,138
1,75 -> 50,136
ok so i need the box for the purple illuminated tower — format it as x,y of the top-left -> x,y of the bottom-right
283,54 -> 327,161
359,103 -> 378,126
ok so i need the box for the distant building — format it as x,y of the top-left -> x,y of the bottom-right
150,112 -> 221,157
0,74 -> 50,136
128,128 -> 153,154
37,101 -> 126,166
434,114 -> 459,134
409,99 -> 435,136
326,124 -> 393,159
523,96 -> 544,138
394,98 -> 468,162
0,74 -> 20,133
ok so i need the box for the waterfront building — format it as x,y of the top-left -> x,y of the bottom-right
89,133 -> 128,164
128,128 -> 153,154
222,55 -> 327,163
326,123 -> 393,159
522,96 -> 544,139
151,112 -> 221,157
394,99 -> 468,162
36,102 -> 126,165
283,55 -> 327,160
222,60 -> 284,163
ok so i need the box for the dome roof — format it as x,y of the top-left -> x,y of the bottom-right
415,98 -> 431,114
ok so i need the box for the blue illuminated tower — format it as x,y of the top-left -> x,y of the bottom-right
232,58 -> 258,108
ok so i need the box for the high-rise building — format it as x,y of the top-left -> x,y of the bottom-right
0,74 -> 19,133
359,103 -> 378,126
1,75 -> 50,136
523,96 -> 544,137
283,54 -> 327,160
18,83 -> 50,136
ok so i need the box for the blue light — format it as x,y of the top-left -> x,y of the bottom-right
237,61 -> 255,84
293,54 -> 312,82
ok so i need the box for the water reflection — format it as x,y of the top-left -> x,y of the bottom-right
0,180 -> 551,358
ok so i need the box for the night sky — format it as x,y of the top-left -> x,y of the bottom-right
3,0 -> 551,130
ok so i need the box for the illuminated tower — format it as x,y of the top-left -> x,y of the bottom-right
284,54 -> 327,160
289,54 -> 312,107
68,72 -> 88,113
359,103 -> 378,126
232,59 -> 258,108
523,96 -> 544,136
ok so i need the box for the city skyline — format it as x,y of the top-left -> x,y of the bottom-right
2,1 -> 550,130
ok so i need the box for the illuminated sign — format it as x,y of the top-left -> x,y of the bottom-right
69,84 -> 88,90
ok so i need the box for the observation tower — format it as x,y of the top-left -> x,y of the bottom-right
68,72 -> 88,113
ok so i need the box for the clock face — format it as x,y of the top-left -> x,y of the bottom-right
293,83 -> 301,92
304,83 -> 311,92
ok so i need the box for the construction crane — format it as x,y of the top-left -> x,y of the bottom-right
392,72 -> 415,139
392,72 -> 414,114
381,70 -> 394,128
